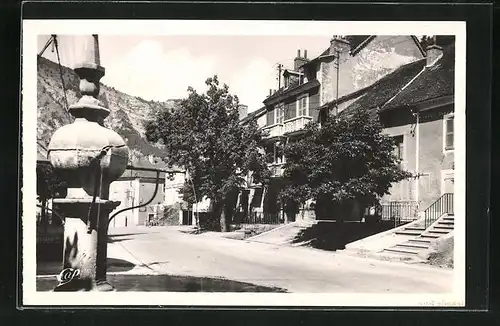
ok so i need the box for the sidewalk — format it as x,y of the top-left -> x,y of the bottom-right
37,239 -> 158,277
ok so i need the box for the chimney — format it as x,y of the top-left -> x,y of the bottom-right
294,49 -> 310,71
425,36 -> 443,67
269,89 -> 272,96
330,35 -> 351,56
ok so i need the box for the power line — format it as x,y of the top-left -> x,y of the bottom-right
53,35 -> 70,117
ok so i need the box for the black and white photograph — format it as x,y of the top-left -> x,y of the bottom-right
22,19 -> 466,307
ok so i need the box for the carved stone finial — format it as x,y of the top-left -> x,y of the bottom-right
69,35 -> 109,123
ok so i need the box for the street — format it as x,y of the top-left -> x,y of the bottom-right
104,226 -> 454,293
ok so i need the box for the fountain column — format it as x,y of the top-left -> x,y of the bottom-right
48,35 -> 129,291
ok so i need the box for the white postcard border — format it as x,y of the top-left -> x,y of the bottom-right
22,19 -> 467,307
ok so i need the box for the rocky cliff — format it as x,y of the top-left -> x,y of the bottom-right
37,56 -> 177,166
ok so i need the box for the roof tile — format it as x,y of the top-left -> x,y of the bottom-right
383,43 -> 455,110
343,58 -> 426,114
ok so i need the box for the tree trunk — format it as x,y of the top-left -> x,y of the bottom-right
41,199 -> 48,232
220,201 -> 232,233
220,206 -> 229,232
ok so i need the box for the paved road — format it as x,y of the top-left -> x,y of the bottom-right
107,226 -> 454,293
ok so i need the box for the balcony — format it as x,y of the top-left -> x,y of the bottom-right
268,163 -> 284,177
262,123 -> 283,139
283,116 -> 312,135
262,116 -> 313,139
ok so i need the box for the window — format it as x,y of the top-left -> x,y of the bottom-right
266,108 -> 275,126
444,114 -> 454,151
393,135 -> 404,161
275,103 -> 285,124
297,95 -> 309,117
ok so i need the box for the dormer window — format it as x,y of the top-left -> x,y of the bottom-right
284,76 -> 290,89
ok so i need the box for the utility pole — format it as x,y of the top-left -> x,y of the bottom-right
277,63 -> 283,89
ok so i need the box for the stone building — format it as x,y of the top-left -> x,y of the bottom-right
108,159 -> 166,228
341,36 -> 456,212
239,35 -> 426,223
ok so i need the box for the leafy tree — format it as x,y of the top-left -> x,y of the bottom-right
145,75 -> 270,232
279,108 -> 412,221
36,161 -> 67,225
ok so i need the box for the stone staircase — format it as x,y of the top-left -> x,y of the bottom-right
382,213 -> 454,258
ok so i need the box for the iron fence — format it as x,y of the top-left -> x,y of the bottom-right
424,193 -> 454,228
376,200 -> 419,225
245,211 -> 283,224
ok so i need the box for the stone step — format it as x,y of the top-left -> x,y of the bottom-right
383,247 -> 420,255
437,221 -> 454,225
395,242 -> 430,250
427,229 -> 451,234
420,233 -> 441,239
408,238 -> 432,244
432,225 -> 454,230
395,230 -> 423,236
404,226 -> 426,231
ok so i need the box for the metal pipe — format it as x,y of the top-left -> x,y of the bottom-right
125,165 -> 184,174
108,170 -> 160,226
415,112 -> 420,203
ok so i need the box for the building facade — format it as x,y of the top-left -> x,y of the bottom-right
109,163 -> 166,228
340,36 -> 455,216
238,35 -> 426,223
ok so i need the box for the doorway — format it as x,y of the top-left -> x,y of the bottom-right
441,169 -> 455,195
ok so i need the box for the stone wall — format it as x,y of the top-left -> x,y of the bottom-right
417,104 -> 454,209
380,104 -> 455,211
320,36 -> 424,106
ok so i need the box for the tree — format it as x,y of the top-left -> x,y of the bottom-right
145,75 -> 270,232
280,108 -> 412,221
36,162 -> 67,226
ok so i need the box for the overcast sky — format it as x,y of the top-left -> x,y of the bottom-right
38,35 -> 331,112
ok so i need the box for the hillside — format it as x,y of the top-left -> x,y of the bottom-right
37,56 -> 178,166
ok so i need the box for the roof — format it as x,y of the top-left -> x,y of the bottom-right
342,58 -> 427,114
318,35 -> 372,57
118,155 -> 170,182
382,43 -> 455,111
263,79 -> 320,106
240,106 -> 267,124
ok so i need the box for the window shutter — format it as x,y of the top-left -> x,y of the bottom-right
285,102 -> 296,120
445,116 -> 454,149
266,109 -> 274,126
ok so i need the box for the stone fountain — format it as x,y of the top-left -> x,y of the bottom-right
48,35 -> 129,291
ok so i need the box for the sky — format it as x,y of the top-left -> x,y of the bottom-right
38,35 -> 331,112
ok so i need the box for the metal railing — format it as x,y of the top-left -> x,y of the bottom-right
424,193 -> 454,229
262,123 -> 283,139
245,211 -> 283,224
268,163 -> 285,177
283,116 -> 312,135
374,200 -> 419,227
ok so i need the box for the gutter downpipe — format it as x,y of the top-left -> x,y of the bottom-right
415,110 -> 420,210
